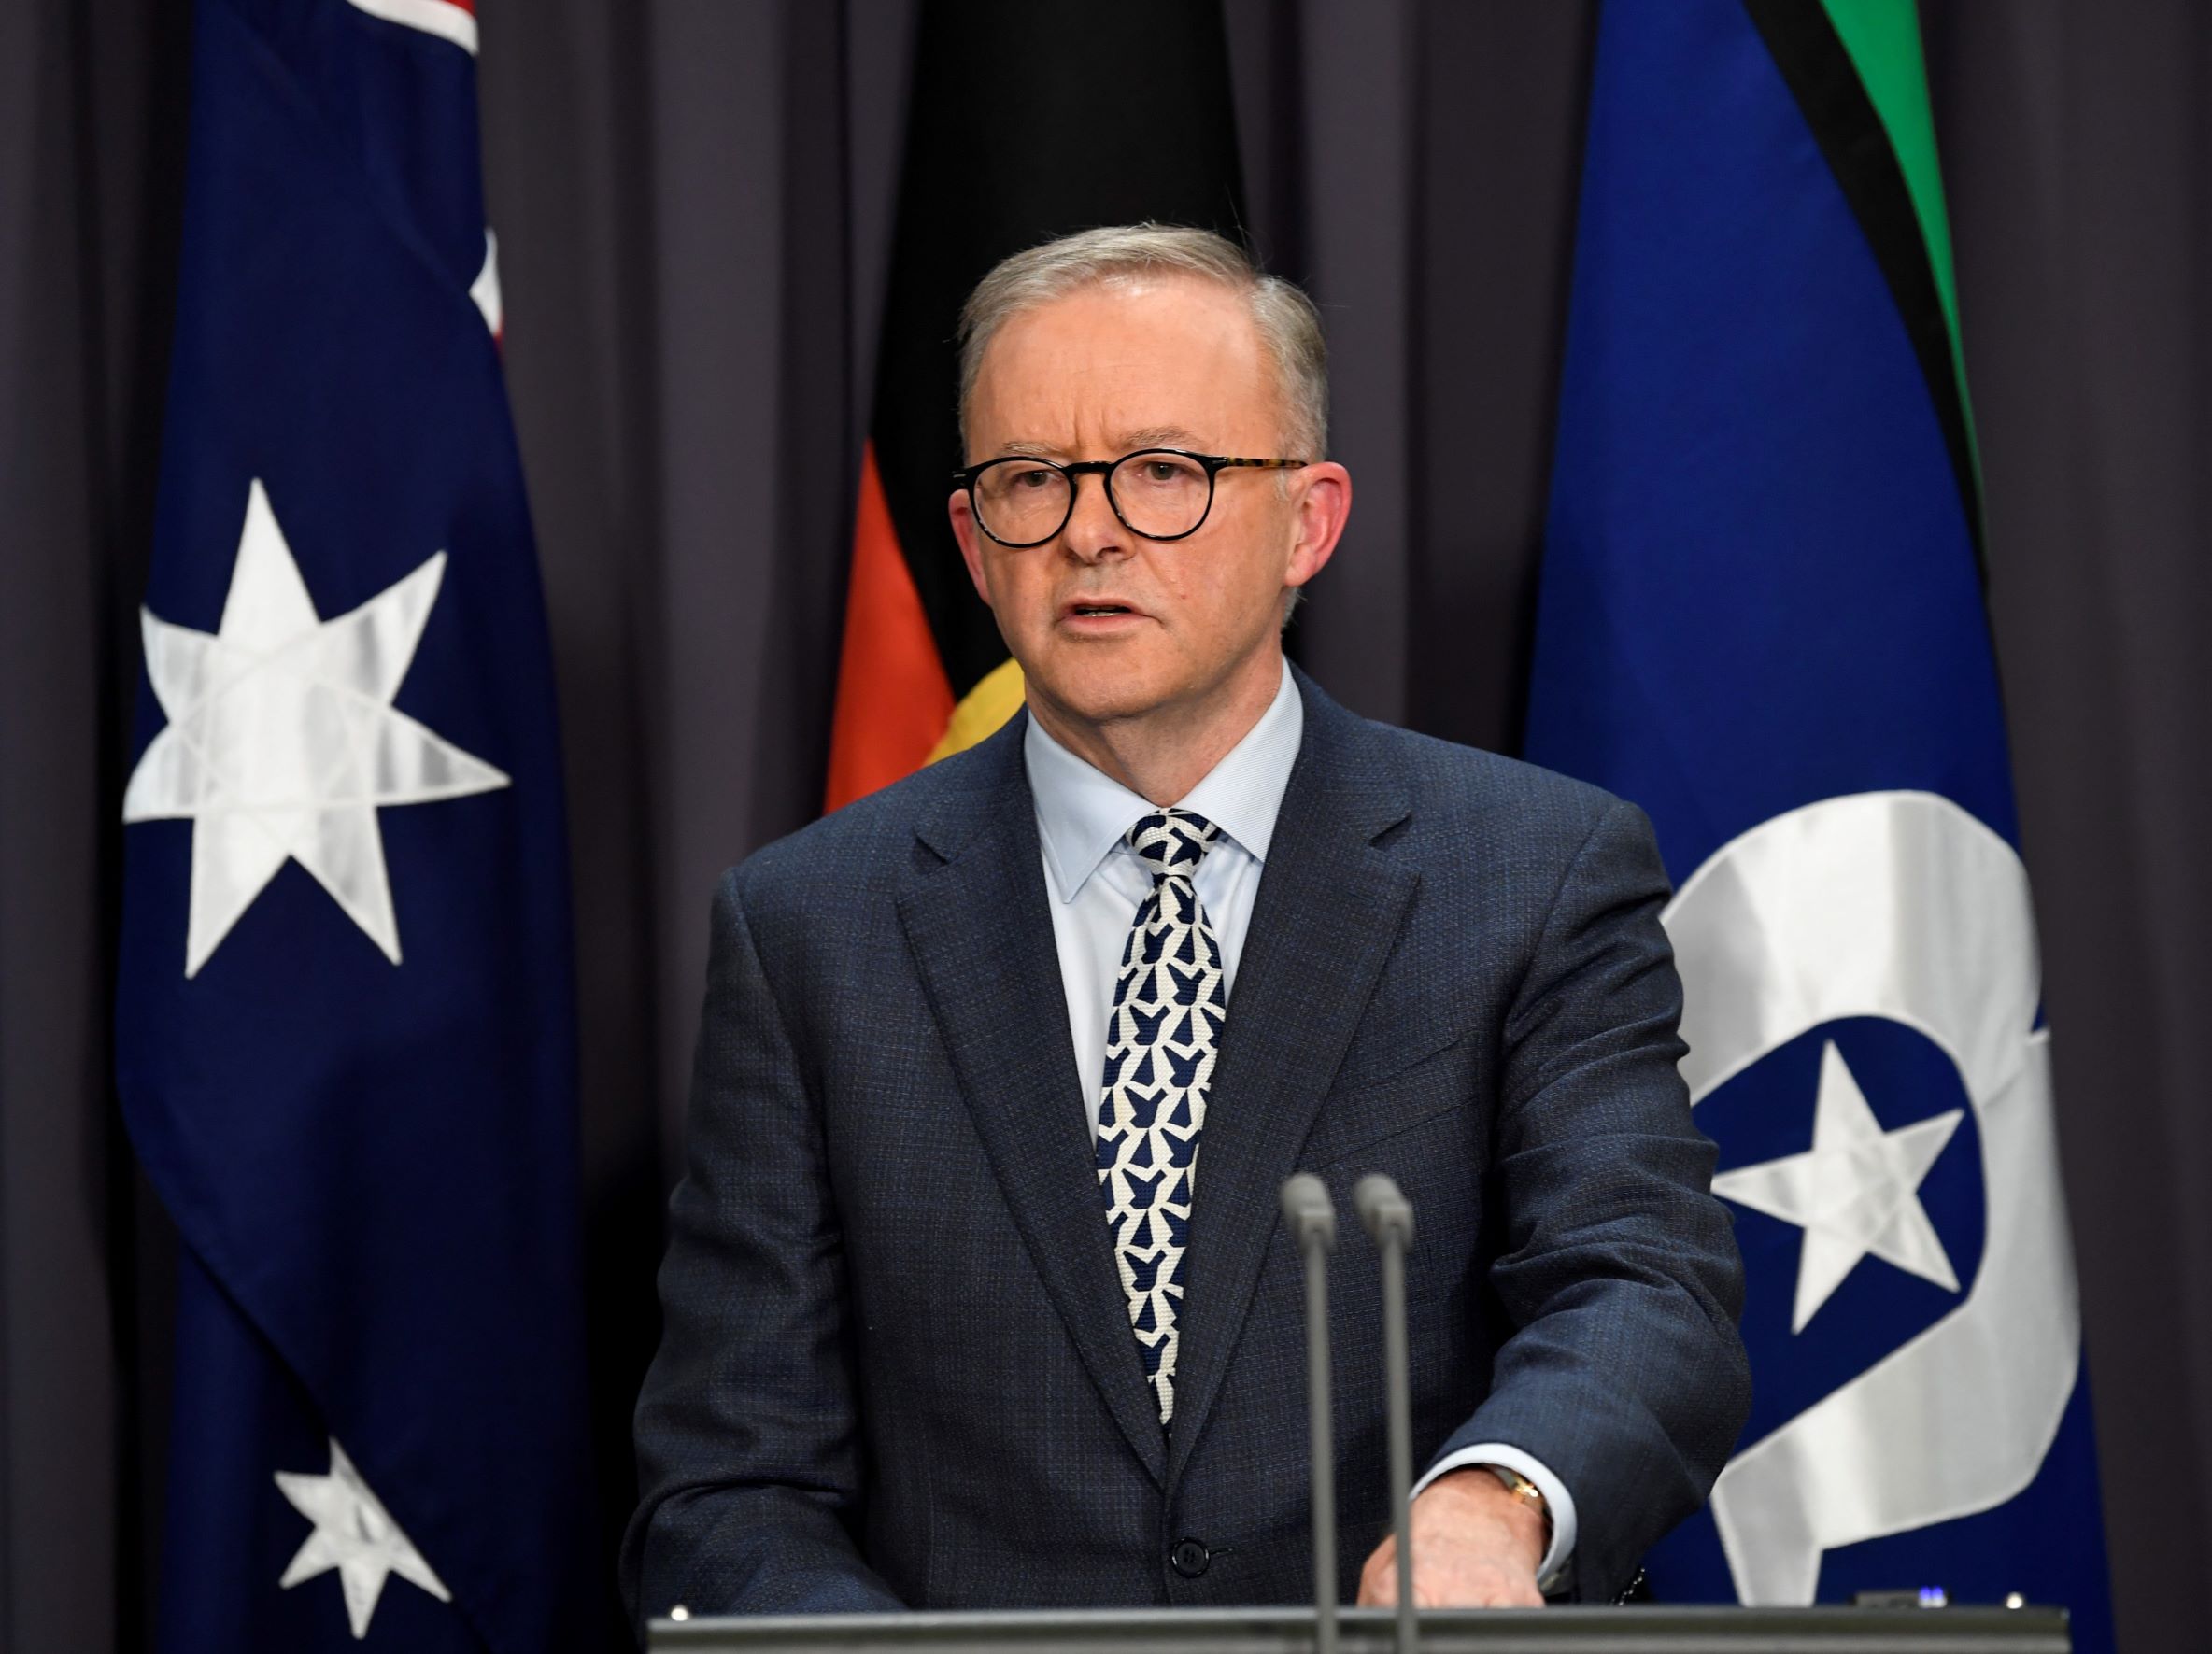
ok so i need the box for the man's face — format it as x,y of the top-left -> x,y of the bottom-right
950,276 -> 1349,733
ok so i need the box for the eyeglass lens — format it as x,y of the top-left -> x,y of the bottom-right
972,452 -> 1212,544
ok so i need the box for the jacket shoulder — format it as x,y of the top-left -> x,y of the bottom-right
717,736 -> 1001,915
1355,722 -> 1673,954
1369,721 -> 1632,847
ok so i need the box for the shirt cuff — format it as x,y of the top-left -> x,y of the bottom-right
1410,1442 -> 1577,1593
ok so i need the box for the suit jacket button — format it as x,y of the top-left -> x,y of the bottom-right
1171,1538 -> 1211,1578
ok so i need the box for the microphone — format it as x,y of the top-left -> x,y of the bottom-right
1280,1173 -> 1339,1654
1354,1174 -> 1418,1654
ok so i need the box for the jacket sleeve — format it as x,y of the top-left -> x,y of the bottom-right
620,868 -> 903,1636
1425,799 -> 1751,1602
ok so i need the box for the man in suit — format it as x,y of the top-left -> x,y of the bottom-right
623,225 -> 1749,1630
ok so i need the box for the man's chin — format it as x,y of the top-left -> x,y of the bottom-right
1042,688 -> 1166,728
1024,661 -> 1178,730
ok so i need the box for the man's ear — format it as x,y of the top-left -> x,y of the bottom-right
1283,461 -> 1353,595
949,490 -> 994,607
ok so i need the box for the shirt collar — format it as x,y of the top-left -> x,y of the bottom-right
1025,658 -> 1304,903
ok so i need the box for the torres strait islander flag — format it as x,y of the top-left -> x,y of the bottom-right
114,0 -> 603,1647
823,0 -> 1248,810
1526,2 -> 2114,1644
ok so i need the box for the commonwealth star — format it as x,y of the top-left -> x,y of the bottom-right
122,479 -> 509,976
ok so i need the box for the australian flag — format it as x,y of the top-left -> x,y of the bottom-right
1526,1 -> 2113,1646
113,0 -> 602,1647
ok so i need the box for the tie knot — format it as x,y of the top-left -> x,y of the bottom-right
1126,810 -> 1220,882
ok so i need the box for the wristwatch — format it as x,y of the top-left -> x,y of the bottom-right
1483,1464 -> 1552,1534
1483,1464 -> 1560,1592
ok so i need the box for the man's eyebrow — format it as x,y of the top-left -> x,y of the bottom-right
1118,426 -> 1203,450
991,428 -> 1209,459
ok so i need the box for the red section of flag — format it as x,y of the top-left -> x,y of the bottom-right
825,443 -> 957,812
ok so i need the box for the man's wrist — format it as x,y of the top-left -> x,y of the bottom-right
1481,1463 -> 1552,1540
1416,1464 -> 1547,1576
1415,1444 -> 1577,1592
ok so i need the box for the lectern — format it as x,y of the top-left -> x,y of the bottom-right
650,1605 -> 2067,1654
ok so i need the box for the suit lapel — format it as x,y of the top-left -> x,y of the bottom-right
896,714 -> 1170,1484
1165,671 -> 1419,1488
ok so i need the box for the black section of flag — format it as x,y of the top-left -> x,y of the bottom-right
872,0 -> 1249,700
1740,0 -> 1984,573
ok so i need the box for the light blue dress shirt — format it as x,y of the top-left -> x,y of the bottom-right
1022,659 -> 1577,1590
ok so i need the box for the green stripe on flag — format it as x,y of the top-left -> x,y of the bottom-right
1819,0 -> 1979,476
1743,0 -> 1984,552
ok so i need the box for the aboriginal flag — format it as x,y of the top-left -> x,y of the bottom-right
823,1 -> 1248,810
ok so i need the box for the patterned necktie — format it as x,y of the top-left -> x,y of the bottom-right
1096,808 -> 1227,1424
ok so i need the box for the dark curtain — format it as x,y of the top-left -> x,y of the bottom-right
4,3 -> 2206,1649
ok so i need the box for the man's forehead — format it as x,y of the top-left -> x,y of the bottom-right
981,280 -> 1263,380
970,284 -> 1279,453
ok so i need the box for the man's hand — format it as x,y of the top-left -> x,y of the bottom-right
1356,1467 -> 1547,1608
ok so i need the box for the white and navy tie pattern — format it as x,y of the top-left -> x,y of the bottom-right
1096,809 -> 1227,1424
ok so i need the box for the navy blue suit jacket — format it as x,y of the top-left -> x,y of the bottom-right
623,667 -> 1748,1630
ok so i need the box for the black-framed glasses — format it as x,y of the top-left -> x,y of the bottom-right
952,449 -> 1310,548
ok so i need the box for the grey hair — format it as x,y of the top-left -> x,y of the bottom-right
957,223 -> 1328,459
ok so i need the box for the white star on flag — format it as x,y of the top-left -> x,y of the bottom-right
275,1437 -> 451,1639
121,478 -> 509,977
1713,1039 -> 1964,1333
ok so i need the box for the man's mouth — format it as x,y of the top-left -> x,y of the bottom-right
1064,600 -> 1141,619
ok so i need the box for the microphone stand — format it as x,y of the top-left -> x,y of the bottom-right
1280,1174 -> 1338,1654
1354,1174 -> 1418,1654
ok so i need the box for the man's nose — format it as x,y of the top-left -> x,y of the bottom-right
1060,469 -> 1130,562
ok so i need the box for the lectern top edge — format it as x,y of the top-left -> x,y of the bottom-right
649,1603 -> 2070,1654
